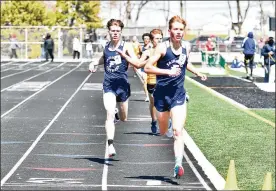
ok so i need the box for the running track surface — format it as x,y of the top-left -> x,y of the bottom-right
1,60 -> 216,190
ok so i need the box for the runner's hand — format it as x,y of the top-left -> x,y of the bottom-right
197,72 -> 207,81
168,65 -> 181,77
89,62 -> 97,73
115,49 -> 126,58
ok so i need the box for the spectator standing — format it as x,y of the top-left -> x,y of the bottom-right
73,36 -> 81,59
44,33 -> 54,62
261,37 -> 275,83
241,32 -> 257,80
9,34 -> 19,59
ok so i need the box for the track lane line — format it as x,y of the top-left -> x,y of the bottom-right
1,71 -> 92,187
1,61 -> 51,79
1,61 -> 35,72
1,62 -> 84,118
1,62 -> 67,92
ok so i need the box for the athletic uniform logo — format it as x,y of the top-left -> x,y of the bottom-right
177,53 -> 186,67
106,55 -> 122,72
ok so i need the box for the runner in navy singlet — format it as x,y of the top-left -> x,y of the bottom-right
144,16 -> 207,179
90,19 -> 147,157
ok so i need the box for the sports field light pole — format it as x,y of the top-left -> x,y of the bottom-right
25,28 -> 28,59
80,26 -> 83,60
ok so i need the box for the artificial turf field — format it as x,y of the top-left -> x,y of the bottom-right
184,67 -> 275,190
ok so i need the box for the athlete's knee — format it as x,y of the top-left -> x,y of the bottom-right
173,129 -> 183,140
106,110 -> 115,121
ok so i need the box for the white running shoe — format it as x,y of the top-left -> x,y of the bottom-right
108,144 -> 116,157
165,119 -> 173,138
145,97 -> 149,102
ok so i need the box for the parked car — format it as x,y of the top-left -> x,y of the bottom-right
224,36 -> 245,52
190,35 -> 227,52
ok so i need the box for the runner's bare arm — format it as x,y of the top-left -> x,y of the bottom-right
144,43 -> 180,76
136,50 -> 150,68
116,42 -> 147,68
98,54 -> 104,65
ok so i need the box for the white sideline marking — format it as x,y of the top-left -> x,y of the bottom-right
1,61 -> 35,72
183,144 -> 212,190
1,61 -> 13,67
0,72 -> 92,187
1,61 -> 50,79
102,142 -> 109,190
135,69 -> 212,189
186,76 -> 275,127
2,183 -> 204,189
146,180 -> 161,185
1,62 -> 84,119
183,129 -> 225,190
254,83 -> 275,92
1,62 -> 67,92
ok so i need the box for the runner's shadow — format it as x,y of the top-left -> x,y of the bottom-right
124,132 -> 160,136
74,157 -> 120,166
125,175 -> 179,185
129,99 -> 146,102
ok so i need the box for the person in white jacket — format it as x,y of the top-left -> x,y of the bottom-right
85,39 -> 93,59
73,36 -> 81,59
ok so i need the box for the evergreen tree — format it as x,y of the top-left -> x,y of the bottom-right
55,1 -> 103,29
1,1 -> 50,26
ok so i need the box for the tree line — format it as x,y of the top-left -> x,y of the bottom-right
1,1 -> 103,29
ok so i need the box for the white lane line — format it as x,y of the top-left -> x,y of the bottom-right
2,183 -> 204,189
102,142 -> 109,191
183,150 -> 211,190
0,72 -> 92,187
183,129 -> 225,190
1,62 -> 67,92
1,61 -> 14,67
1,61 -> 51,79
146,180 -> 161,185
1,62 -> 84,119
1,61 -> 35,72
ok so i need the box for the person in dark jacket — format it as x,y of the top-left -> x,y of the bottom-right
44,33 -> 54,62
261,37 -> 275,83
242,32 -> 257,80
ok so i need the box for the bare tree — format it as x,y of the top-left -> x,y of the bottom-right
259,0 -> 265,34
180,0 -> 183,18
163,1 -> 170,24
228,0 -> 250,35
125,0 -> 132,26
135,1 -> 149,23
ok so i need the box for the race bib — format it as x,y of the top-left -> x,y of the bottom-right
178,53 -> 186,67
114,55 -> 122,64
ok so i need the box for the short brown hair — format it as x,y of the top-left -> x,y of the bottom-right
106,19 -> 124,30
168,15 -> 186,29
149,29 -> 163,40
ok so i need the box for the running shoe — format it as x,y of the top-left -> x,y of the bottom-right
174,164 -> 184,179
151,121 -> 158,134
108,144 -> 116,157
114,108 -> 120,124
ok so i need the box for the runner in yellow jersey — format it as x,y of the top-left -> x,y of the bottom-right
144,29 -> 163,133
131,36 -> 141,77
140,33 -> 152,102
